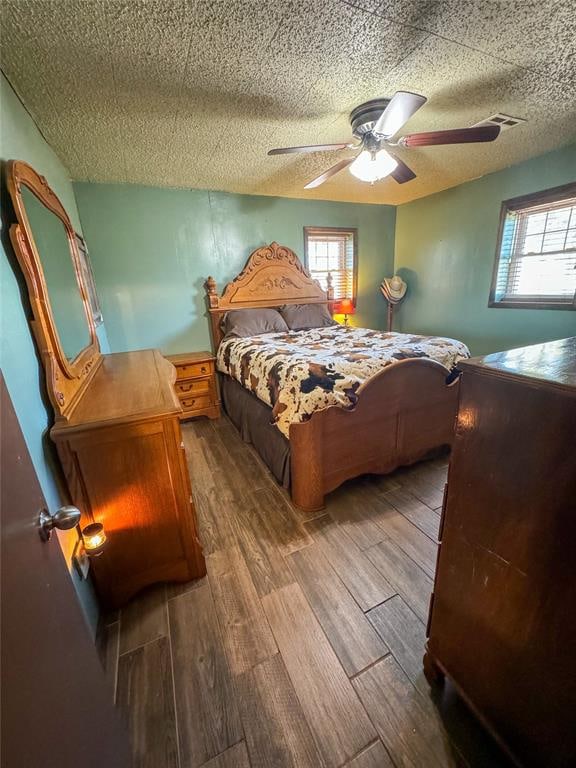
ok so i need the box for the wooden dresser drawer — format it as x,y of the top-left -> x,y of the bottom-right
175,378 -> 211,397
176,361 -> 212,380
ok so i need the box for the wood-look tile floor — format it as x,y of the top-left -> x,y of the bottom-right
101,417 -> 515,768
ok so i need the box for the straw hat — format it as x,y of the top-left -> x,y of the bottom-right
380,275 -> 407,303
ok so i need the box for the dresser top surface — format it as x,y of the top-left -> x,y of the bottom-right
462,336 -> 576,391
52,349 -> 181,436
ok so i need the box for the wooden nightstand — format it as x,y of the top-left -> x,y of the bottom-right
165,352 -> 220,421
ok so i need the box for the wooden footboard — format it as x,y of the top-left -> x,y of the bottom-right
289,359 -> 460,512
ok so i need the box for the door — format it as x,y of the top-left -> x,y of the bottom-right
1,374 -> 132,768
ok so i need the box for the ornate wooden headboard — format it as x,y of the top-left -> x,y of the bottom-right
205,241 -> 333,351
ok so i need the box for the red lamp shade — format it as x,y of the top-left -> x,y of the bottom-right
335,297 -> 355,315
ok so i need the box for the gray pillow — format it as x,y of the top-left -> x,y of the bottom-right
279,303 -> 337,331
222,308 -> 289,339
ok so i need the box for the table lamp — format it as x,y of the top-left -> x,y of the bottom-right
335,297 -> 355,326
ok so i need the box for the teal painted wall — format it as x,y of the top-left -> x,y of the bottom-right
394,143 -> 576,355
73,183 -> 396,354
0,74 -> 102,634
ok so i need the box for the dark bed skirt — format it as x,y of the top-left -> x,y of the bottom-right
219,374 -> 291,488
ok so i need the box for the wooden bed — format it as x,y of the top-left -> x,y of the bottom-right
205,242 -> 460,512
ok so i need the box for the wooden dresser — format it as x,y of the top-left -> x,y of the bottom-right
52,350 -> 206,608
166,352 -> 220,420
425,337 -> 576,767
6,160 -> 206,613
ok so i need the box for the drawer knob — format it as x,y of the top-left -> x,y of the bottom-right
201,366 -> 207,373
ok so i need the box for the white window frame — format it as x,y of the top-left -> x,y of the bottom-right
489,183 -> 576,310
303,227 -> 358,304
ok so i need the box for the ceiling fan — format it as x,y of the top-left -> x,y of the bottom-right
267,91 -> 501,189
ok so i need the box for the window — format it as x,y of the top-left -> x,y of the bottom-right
490,183 -> 576,309
75,233 -> 103,325
303,227 -> 358,304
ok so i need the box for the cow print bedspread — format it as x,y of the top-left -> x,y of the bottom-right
217,325 -> 470,438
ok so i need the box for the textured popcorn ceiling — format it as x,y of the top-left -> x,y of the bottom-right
1,0 -> 575,204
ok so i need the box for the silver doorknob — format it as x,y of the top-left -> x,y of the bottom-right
38,506 -> 81,542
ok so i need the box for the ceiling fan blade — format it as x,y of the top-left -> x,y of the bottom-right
268,143 -> 350,156
372,91 -> 427,138
388,153 -> 417,184
304,157 -> 355,189
400,124 -> 501,147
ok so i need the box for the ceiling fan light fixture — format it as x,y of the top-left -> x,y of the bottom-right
349,149 -> 398,183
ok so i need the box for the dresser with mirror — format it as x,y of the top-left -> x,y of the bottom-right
7,160 -> 206,608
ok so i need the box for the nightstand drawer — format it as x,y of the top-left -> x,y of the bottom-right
180,394 -> 212,412
176,361 -> 213,380
175,378 -> 211,397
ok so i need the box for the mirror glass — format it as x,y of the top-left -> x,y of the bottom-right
21,185 -> 91,361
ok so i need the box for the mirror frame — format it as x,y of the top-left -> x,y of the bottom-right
7,160 -> 101,420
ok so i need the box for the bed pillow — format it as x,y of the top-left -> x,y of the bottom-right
221,308 -> 289,339
279,303 -> 337,331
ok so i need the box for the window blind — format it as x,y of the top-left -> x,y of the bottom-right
304,228 -> 357,302
493,193 -> 576,307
